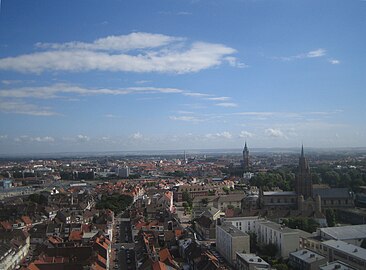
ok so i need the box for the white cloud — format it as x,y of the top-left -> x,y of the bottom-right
0,100 -> 57,116
239,131 -> 254,138
328,58 -> 340,65
265,128 -> 286,138
205,131 -> 232,139
215,102 -> 238,107
31,136 -> 55,143
0,33 -> 239,74
206,96 -> 230,101
274,48 -> 327,61
76,134 -> 90,142
0,84 -> 184,99
305,48 -> 326,58
224,56 -> 248,68
182,92 -> 211,97
35,32 -> 182,51
0,135 -> 8,140
14,135 -> 55,143
169,115 -> 202,122
131,132 -> 143,140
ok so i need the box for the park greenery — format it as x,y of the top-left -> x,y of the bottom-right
283,217 -> 319,233
96,193 -> 133,215
248,165 -> 366,191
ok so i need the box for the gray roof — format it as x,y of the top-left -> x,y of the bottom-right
219,222 -> 249,237
290,249 -> 325,263
320,224 -> 366,240
217,194 -> 245,202
319,261 -> 356,270
236,253 -> 269,266
322,240 -> 366,261
263,191 -> 297,196
313,188 -> 352,199
259,220 -> 298,234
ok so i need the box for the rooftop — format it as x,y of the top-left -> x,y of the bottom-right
236,253 -> 269,266
290,249 -> 325,263
263,191 -> 297,196
322,240 -> 366,261
320,224 -> 366,240
218,222 -> 249,237
259,220 -> 298,234
319,260 -> 356,270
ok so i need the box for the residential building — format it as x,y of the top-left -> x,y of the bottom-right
318,224 -> 366,246
236,253 -> 270,270
289,249 -> 327,270
321,240 -> 366,269
319,261 -> 356,270
216,222 -> 250,265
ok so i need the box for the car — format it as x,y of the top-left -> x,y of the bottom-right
127,259 -> 132,264
114,265 -> 119,269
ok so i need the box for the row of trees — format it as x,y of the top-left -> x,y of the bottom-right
249,166 -> 366,191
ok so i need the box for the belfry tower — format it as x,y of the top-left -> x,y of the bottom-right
295,145 -> 313,199
243,142 -> 249,172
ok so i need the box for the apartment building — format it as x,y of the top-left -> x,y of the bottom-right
216,222 -> 250,265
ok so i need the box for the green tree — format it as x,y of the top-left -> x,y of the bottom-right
182,190 -> 192,208
272,264 -> 288,270
247,231 -> 258,253
326,209 -> 336,227
261,243 -> 278,257
201,198 -> 209,206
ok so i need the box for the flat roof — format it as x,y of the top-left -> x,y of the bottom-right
236,253 -> 269,266
320,224 -> 366,240
290,249 -> 325,263
319,261 -> 356,270
322,240 -> 366,261
263,191 -> 297,196
259,221 -> 297,234
219,222 -> 249,237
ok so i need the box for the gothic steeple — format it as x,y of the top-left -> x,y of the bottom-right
295,145 -> 312,199
243,141 -> 249,172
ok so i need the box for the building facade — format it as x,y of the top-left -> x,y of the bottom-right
216,222 -> 250,265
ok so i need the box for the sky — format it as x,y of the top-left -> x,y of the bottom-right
0,0 -> 365,154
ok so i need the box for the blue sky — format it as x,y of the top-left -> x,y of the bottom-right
0,0 -> 365,154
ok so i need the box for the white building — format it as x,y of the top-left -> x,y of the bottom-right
118,166 -> 130,178
223,216 -> 299,258
0,233 -> 30,270
216,222 -> 250,265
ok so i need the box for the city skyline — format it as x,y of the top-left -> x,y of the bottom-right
0,0 -> 365,154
